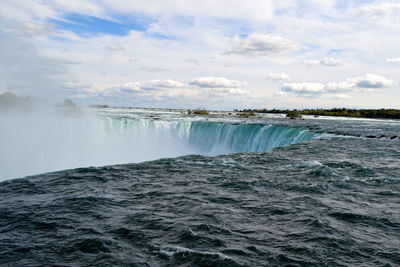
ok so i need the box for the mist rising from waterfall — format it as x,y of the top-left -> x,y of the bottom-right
0,112 -> 197,181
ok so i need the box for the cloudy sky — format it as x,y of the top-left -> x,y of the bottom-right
0,0 -> 399,110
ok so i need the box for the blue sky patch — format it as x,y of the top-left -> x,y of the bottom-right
48,13 -> 155,37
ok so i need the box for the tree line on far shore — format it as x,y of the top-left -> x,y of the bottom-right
239,108 -> 400,120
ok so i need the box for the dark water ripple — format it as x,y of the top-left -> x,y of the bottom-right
0,137 -> 399,266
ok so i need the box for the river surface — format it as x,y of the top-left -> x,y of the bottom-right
0,108 -> 399,266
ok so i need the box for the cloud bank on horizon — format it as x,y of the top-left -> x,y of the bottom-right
0,0 -> 399,109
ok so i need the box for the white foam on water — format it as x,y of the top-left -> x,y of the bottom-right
157,245 -> 232,260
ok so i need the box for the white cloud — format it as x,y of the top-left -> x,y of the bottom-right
141,79 -> 184,90
320,57 -> 343,66
302,60 -> 319,66
302,57 -> 343,66
62,82 -> 92,90
0,26 -> 66,98
204,87 -> 250,96
87,0 -> 276,21
324,80 -> 353,92
189,77 -> 249,96
281,83 -> 325,95
227,34 -> 298,56
281,74 -> 395,97
189,77 -> 246,88
349,73 -> 395,89
16,22 -> 53,36
99,82 -> 141,98
140,66 -> 171,72
323,74 -> 395,93
50,0 -> 104,17
185,58 -> 200,66
1,1 -> 400,108
106,45 -> 125,51
111,79 -> 184,94
386,57 -> 400,64
358,2 -> 400,28
118,82 -> 141,92
360,3 -> 400,19
331,94 -> 351,99
0,1 -> 56,22
98,77 -> 249,101
267,73 -> 290,81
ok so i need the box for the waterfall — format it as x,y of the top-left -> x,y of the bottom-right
187,121 -> 316,154
0,114 -> 317,180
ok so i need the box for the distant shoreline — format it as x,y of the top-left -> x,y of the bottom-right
89,105 -> 400,120
239,108 -> 400,120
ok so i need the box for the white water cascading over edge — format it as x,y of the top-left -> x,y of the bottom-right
0,115 -> 317,180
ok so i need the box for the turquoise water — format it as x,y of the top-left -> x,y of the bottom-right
188,121 -> 316,154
